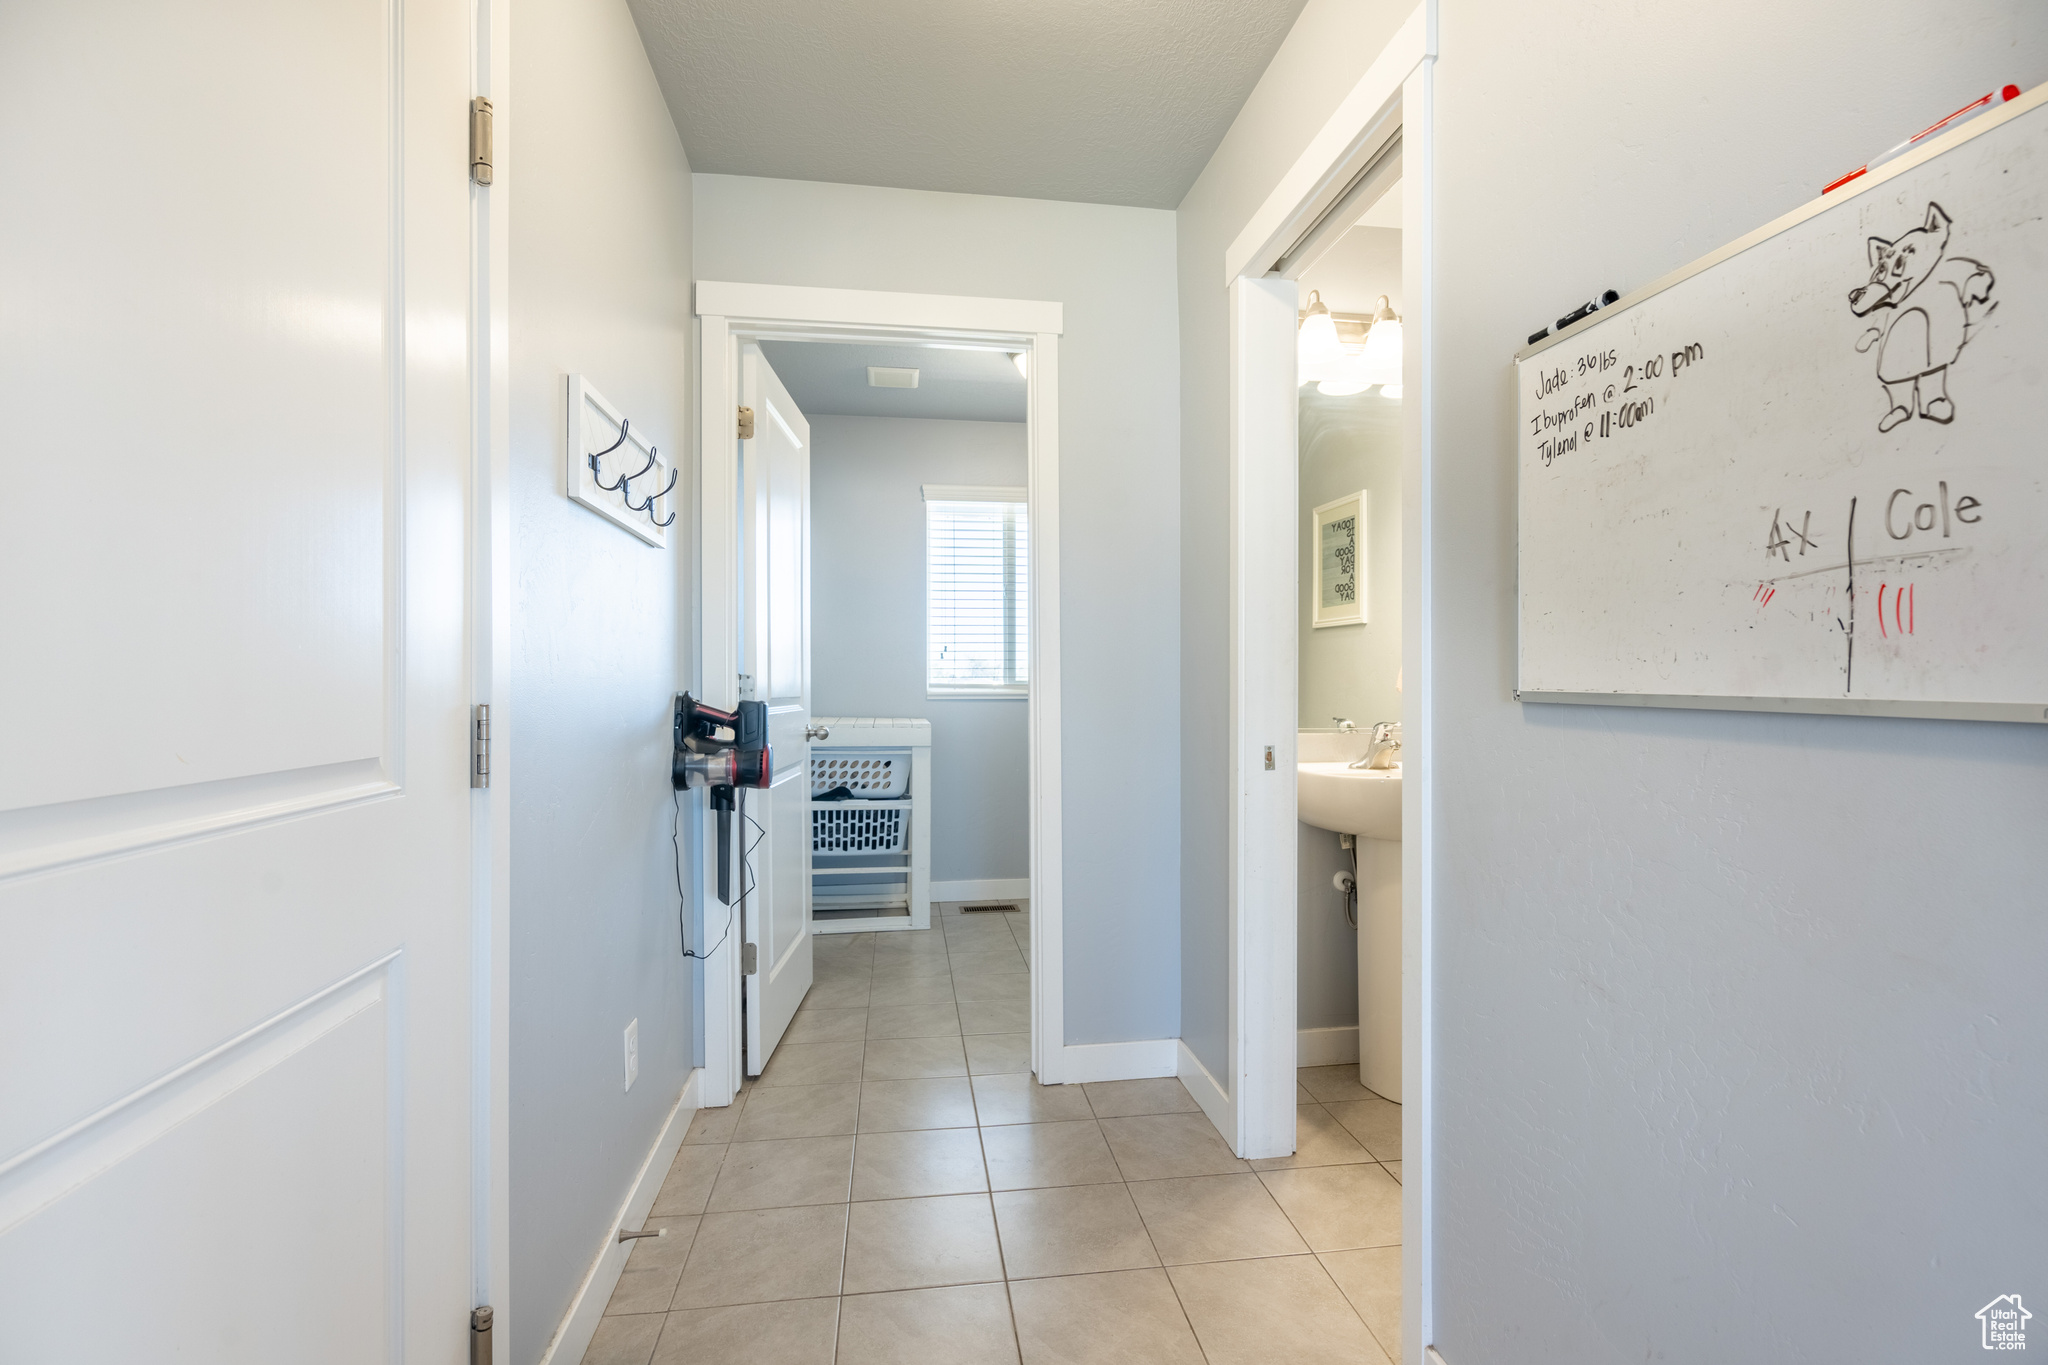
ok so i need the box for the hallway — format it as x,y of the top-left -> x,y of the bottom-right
587,904 -> 1403,1363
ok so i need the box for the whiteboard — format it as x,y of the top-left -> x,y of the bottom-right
1516,87 -> 2048,725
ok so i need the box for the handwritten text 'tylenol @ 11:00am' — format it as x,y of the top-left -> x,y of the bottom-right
1527,342 -> 1707,467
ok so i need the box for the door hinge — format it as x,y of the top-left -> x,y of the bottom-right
470,1306 -> 493,1365
741,942 -> 758,975
471,704 -> 491,788
736,405 -> 755,440
470,97 -> 494,185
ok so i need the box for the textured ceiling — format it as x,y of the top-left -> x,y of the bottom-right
628,0 -> 1311,209
760,340 -> 1026,422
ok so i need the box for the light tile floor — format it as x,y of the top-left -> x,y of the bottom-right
592,903 -> 1403,1365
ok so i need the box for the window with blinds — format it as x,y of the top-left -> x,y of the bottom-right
924,487 -> 1028,697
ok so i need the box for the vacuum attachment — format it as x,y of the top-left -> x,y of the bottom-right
674,747 -> 772,792
673,693 -> 772,905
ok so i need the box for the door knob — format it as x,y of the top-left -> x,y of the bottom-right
804,724 -> 830,741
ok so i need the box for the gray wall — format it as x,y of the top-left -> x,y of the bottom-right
1296,820 -> 1357,1031
508,1 -> 696,1359
1430,3 -> 2048,1361
1175,0 -> 1415,1080
696,175 -> 1182,1045
807,414 -> 1029,885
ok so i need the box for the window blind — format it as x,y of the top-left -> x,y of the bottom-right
925,490 -> 1028,695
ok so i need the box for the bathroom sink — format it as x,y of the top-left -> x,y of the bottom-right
1297,762 -> 1401,840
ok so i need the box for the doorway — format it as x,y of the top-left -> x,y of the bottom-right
725,333 -> 1039,1083
1295,205 -> 1407,1104
691,283 -> 1070,1106
1214,8 -> 1437,1359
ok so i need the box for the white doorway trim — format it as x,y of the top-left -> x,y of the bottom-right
1216,6 -> 1436,1363
691,282 -> 1066,1106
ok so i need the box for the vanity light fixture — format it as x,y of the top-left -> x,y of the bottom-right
1317,292 -> 1375,395
1297,289 -> 1342,368
1359,293 -> 1403,393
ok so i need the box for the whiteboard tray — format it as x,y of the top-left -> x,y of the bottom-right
1518,691 -> 2046,725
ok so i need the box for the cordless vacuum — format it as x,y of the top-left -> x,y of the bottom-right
672,692 -> 772,904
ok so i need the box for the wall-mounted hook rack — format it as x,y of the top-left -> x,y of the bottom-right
567,374 -> 674,547
616,439 -> 659,496
624,462 -> 677,515
588,418 -> 633,490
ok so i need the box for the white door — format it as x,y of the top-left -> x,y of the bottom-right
740,347 -> 815,1072
0,2 -> 483,1359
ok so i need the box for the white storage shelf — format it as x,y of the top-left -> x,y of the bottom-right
809,717 -> 931,934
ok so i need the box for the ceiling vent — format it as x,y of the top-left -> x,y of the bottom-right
867,366 -> 920,389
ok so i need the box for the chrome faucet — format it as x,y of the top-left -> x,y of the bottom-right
1351,721 -> 1402,770
1333,718 -> 1357,734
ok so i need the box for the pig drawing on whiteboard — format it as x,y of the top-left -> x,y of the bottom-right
1849,201 -> 1996,433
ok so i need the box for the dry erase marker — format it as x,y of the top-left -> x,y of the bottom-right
1825,84 -> 2021,194
1527,289 -> 1619,347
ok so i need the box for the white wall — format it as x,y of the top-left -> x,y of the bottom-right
696,174 -> 1182,1045
1175,0 -> 1417,1081
808,414 -> 1029,885
1429,3 -> 2048,1360
507,1 -> 696,1359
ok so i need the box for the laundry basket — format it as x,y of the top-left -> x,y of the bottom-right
812,751 -> 910,799
812,803 -> 907,854
809,718 -> 930,932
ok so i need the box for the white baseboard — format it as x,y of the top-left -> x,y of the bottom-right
813,916 -> 920,935
1298,1025 -> 1360,1067
537,1068 -> 703,1365
930,878 -> 1030,903
1042,1038 -> 1176,1084
1175,1039 -> 1234,1145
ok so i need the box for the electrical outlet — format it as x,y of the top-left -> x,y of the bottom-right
623,1019 -> 639,1092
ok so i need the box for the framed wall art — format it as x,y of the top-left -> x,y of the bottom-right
1311,491 -> 1365,628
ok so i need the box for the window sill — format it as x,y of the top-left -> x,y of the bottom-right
927,688 -> 1029,701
